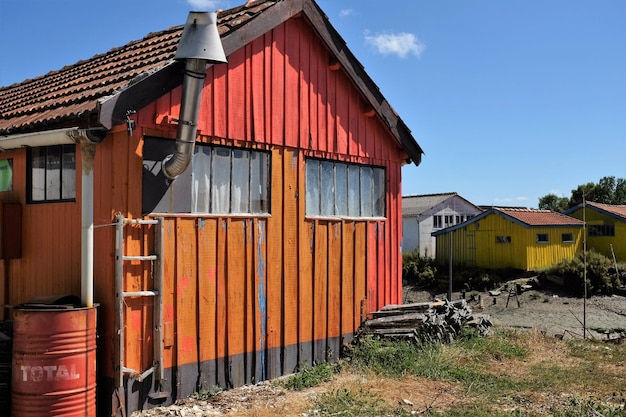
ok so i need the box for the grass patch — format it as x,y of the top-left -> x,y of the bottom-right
276,361 -> 337,391
311,388 -> 412,417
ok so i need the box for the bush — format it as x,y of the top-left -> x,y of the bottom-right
402,249 -> 437,288
547,250 -> 622,295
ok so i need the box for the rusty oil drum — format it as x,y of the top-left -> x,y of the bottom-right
11,305 -> 96,416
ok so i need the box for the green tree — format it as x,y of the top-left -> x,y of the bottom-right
541,176 -> 626,209
538,193 -> 570,212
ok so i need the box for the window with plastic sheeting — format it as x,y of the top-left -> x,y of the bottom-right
192,144 -> 270,215
305,158 -> 385,218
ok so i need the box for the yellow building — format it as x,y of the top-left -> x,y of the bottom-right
432,208 -> 584,271
565,202 -> 626,262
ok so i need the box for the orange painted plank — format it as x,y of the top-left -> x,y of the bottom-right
312,220 -> 328,363
298,174 -> 314,365
216,218 -> 228,387
327,222 -> 342,357
377,222 -> 386,310
366,222 -> 378,315
161,219 -> 176,372
354,222 -> 367,329
175,218 -> 199,396
245,218 -> 255,382
253,219 -> 268,382
226,219 -> 246,386
282,150 -> 299,372
197,218 -> 218,387
266,148 -> 283,378
341,222 -> 355,338
197,66 -> 214,135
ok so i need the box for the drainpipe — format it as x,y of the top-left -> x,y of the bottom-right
68,129 -> 106,308
162,11 -> 227,179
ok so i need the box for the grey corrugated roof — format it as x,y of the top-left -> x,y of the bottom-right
402,193 -> 458,217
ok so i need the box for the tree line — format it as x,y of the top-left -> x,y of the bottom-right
538,176 -> 626,212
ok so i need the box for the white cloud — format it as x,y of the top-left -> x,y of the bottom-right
364,30 -> 425,58
187,0 -> 222,10
339,9 -> 353,17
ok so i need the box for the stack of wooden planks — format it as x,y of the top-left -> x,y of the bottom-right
358,299 -> 492,344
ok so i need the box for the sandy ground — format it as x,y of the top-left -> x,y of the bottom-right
403,277 -> 626,341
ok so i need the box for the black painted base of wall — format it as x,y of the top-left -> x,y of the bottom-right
99,335 -> 351,416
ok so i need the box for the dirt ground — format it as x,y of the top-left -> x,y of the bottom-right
402,276 -> 626,341
131,277 -> 626,416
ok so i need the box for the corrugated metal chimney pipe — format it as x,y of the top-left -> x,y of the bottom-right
162,11 -> 228,179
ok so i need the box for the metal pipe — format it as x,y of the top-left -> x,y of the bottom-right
80,139 -> 96,307
162,58 -> 206,179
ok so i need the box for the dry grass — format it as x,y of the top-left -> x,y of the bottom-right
132,329 -> 626,417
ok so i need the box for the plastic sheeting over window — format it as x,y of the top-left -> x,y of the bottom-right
305,158 -> 385,218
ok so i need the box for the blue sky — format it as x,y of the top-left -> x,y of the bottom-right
1,0 -> 625,207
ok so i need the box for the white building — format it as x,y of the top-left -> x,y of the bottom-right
402,192 -> 482,257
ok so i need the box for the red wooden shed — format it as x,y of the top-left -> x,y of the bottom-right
0,0 -> 423,415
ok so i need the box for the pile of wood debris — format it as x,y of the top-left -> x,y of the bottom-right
357,299 -> 492,344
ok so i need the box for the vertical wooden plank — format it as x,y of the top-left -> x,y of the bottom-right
341,221 -> 355,342
227,48 -> 246,140
298,22 -> 310,151
176,218 -> 199,397
271,24 -> 286,146
282,149 -> 299,373
316,53 -> 327,153
298,186 -> 314,366
244,219 -> 255,384
198,67 -> 214,136
253,219 -> 268,383
216,218 -> 228,387
213,64 -> 228,139
335,73 -> 349,156
266,148 -> 283,379
197,218 -> 218,390
226,218 -> 246,387
326,71 -> 337,154
354,222 -> 367,329
284,20 -> 300,150
251,37 -> 266,144
377,222 -> 386,310
391,164 -> 403,304
161,219 -> 176,395
327,222 -> 341,361
366,222 -> 378,314
313,220 -> 328,363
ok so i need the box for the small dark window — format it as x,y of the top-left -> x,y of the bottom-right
537,233 -> 549,243
588,224 -> 615,237
561,233 -> 574,243
433,215 -> 442,228
27,145 -> 76,203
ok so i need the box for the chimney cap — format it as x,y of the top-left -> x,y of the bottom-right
174,11 -> 228,63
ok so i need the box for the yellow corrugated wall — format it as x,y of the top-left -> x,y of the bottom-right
567,207 -> 626,262
435,213 -> 583,270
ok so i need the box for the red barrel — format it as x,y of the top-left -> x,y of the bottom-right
11,306 -> 97,417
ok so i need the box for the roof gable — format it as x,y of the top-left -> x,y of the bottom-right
402,192 -> 481,217
0,0 -> 422,164
565,201 -> 626,221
